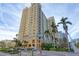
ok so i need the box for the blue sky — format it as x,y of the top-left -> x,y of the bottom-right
0,3 -> 79,41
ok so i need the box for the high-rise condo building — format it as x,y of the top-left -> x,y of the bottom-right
18,3 -> 48,49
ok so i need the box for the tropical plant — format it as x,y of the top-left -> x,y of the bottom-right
41,43 -> 52,50
57,17 -> 72,50
13,38 -> 22,55
58,17 -> 72,35
22,40 -> 28,48
13,38 -> 22,47
44,21 -> 58,48
51,21 -> 58,48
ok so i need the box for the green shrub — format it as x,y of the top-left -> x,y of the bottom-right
41,43 -> 53,50
50,48 -> 56,51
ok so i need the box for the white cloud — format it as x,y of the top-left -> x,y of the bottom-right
70,28 -> 79,38
0,28 -> 17,41
0,3 -> 79,40
0,3 -> 31,40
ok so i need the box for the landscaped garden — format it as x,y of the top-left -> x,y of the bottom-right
0,48 -> 19,54
41,43 -> 69,52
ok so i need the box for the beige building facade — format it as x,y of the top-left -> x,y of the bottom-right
18,3 -> 48,49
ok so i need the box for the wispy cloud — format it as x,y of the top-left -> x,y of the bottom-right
0,3 -> 79,40
0,29 -> 17,40
0,3 -> 28,40
42,3 -> 79,39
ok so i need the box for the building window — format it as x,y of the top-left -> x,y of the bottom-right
39,37 -> 41,39
39,30 -> 41,33
33,32 -> 35,34
32,40 -> 35,43
38,40 -> 40,43
33,30 -> 35,31
32,44 -> 35,47
29,44 -> 31,47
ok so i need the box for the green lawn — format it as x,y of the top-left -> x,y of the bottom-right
0,48 -> 19,54
50,48 -> 68,51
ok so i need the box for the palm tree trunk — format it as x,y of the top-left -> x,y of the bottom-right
52,33 -> 56,48
65,31 -> 70,51
46,35 -> 49,43
54,33 -> 56,48
51,34 -> 54,47
48,35 -> 52,43
49,35 -> 52,43
68,34 -> 75,52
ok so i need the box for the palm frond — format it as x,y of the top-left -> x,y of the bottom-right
61,17 -> 68,22
64,17 -> 68,20
52,29 -> 56,33
66,21 -> 72,25
57,22 -> 63,25
44,30 -> 50,34
56,24 -> 59,27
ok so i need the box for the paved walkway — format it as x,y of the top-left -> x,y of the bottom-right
0,52 -> 11,56
41,47 -> 79,56
0,48 -> 79,56
20,48 -> 79,56
41,51 -> 79,56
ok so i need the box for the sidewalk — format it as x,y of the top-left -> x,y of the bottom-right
0,50 -> 79,56
0,52 -> 11,56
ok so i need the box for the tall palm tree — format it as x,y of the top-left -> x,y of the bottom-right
58,17 -> 72,35
51,21 -> 58,48
45,21 -> 58,48
58,17 -> 72,50
13,38 -> 22,55
13,38 -> 22,47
